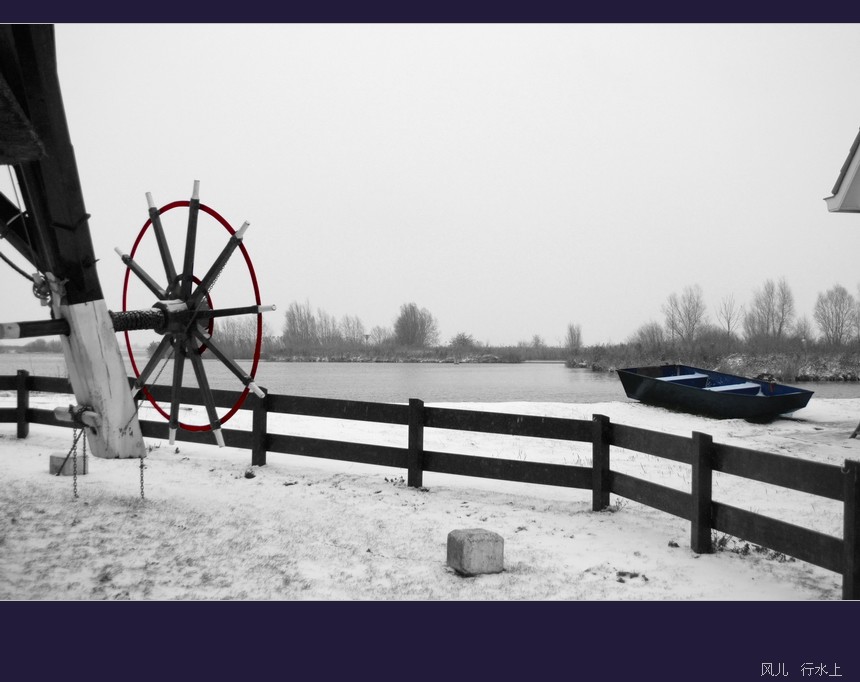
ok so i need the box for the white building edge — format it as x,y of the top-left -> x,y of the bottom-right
826,127 -> 860,213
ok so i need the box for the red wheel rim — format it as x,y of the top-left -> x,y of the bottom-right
122,201 -> 263,432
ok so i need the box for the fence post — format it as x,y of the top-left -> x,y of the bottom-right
592,414 -> 610,511
843,459 -> 860,600
407,398 -> 424,488
251,390 -> 268,467
16,369 -> 29,439
691,431 -> 714,554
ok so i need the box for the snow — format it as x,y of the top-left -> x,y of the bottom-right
2,391 -> 859,600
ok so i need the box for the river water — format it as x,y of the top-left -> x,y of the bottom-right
3,352 -> 860,404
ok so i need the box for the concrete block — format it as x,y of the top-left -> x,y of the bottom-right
49,452 -> 88,476
447,528 -> 504,576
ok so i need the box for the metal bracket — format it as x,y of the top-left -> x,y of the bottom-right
54,404 -> 101,433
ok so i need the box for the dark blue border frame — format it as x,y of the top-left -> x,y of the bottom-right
0,601 -> 856,679
1,8 -> 858,680
6,1 -> 860,23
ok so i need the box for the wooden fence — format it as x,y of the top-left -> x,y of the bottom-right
3,369 -> 859,599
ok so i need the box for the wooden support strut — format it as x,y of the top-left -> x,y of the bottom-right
52,286 -> 146,460
0,317 -> 69,339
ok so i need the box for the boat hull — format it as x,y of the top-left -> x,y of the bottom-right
616,364 -> 813,421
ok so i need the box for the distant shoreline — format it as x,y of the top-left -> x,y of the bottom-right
4,347 -> 860,383
586,353 -> 860,384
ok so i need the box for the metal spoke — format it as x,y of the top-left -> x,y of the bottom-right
180,180 -> 201,300
188,339 -> 225,447
146,192 -> 178,292
172,303 -> 273,336
168,340 -> 186,445
132,335 -> 173,393
114,247 -> 167,300
191,326 -> 265,398
187,221 -> 248,310
191,303 -> 275,321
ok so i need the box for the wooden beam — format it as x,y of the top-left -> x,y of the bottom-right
0,317 -> 69,339
52,287 -> 145,460
8,26 -> 103,304
0,69 -> 44,164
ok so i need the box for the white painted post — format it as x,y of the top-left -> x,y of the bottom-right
51,276 -> 145,460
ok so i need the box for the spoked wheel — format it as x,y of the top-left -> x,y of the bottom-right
115,181 -> 274,447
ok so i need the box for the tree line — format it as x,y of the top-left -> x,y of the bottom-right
141,298 -> 574,362
278,300 -> 440,356
142,276 -> 860,365
625,277 -> 860,362
274,300 -> 581,362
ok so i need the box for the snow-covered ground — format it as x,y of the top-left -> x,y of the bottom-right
2,391 -> 858,600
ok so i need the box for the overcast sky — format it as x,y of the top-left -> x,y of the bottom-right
4,23 -> 860,347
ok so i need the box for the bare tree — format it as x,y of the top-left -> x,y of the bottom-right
339,314 -> 366,347
316,308 -> 341,348
394,302 -> 439,348
629,321 -> 665,355
814,284 -> 855,346
792,316 -> 815,346
744,278 -> 794,343
663,293 -> 681,343
213,317 -> 258,358
663,285 -> 707,345
716,294 -> 743,338
282,300 -> 318,349
744,280 -> 776,340
449,332 -> 475,361
564,323 -> 582,354
854,284 -> 860,343
369,325 -> 393,347
775,278 -> 795,339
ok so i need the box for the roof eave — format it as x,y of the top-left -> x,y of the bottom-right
831,127 -> 860,196
827,128 -> 860,213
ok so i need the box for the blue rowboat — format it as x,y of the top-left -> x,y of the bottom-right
616,364 -> 813,421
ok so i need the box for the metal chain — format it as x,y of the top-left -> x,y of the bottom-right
121,340 -> 176,434
72,429 -> 78,499
200,264 -> 225,299
148,342 -> 175,386
55,407 -> 146,501
57,427 -> 84,501
71,428 -> 88,499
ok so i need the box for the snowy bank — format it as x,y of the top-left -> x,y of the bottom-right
1,391 -> 859,600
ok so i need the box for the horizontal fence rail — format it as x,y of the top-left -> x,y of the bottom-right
711,442 -> 845,501
2,369 -> 859,599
